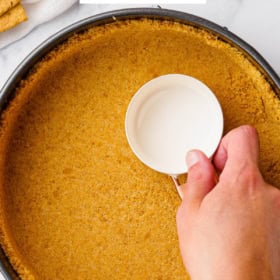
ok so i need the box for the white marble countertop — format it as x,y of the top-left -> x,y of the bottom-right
0,0 -> 280,91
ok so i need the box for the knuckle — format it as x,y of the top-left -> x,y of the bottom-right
270,187 -> 280,210
240,125 -> 258,139
236,164 -> 262,193
176,203 -> 187,223
275,194 -> 280,210
188,168 -> 202,183
187,164 -> 206,183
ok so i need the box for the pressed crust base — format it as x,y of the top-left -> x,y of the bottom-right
0,19 -> 280,279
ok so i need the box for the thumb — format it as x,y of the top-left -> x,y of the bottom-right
181,150 -> 216,207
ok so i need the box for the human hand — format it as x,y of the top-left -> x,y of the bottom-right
176,125 -> 280,280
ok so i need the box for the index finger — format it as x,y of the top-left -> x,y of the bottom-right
213,125 -> 260,179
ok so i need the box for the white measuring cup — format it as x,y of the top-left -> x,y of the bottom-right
125,74 -> 223,199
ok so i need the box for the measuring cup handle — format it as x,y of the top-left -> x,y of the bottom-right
171,176 -> 183,199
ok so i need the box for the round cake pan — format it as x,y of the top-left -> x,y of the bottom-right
0,7 -> 280,279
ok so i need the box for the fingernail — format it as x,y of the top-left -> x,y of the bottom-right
186,150 -> 201,169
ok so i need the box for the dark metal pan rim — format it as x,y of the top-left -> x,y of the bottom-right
0,7 -> 280,279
